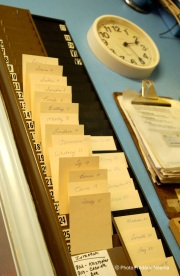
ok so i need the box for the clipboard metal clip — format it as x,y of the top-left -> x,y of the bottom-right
132,80 -> 171,107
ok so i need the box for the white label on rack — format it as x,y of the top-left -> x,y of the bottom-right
72,250 -> 116,276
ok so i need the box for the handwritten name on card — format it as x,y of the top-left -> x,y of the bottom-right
68,180 -> 109,196
40,102 -> 78,114
31,83 -> 72,94
108,178 -> 134,191
110,190 -> 142,211
72,250 -> 116,276
127,239 -> 166,267
69,169 -> 107,183
91,136 -> 116,151
114,213 -> 152,232
121,227 -> 157,245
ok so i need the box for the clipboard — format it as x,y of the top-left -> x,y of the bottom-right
113,88 -> 180,219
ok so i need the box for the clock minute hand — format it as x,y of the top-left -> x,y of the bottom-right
123,43 -> 145,64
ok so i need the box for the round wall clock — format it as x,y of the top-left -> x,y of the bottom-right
87,15 -> 160,79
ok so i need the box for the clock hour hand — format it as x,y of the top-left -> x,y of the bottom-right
123,37 -> 139,47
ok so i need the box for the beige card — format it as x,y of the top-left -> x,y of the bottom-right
37,113 -> 79,142
69,169 -> 107,183
96,152 -> 128,167
68,179 -> 109,196
25,64 -> 63,110
30,83 -> 72,94
52,134 -> 91,150
127,239 -> 166,267
69,192 -> 112,255
22,54 -> 58,92
31,90 -> 72,120
58,156 -> 100,214
91,136 -> 117,151
121,227 -> 157,245
108,178 -> 135,191
140,256 -> 179,276
40,102 -> 78,114
41,124 -> 84,174
114,213 -> 152,232
110,190 -> 142,211
28,73 -> 67,110
46,143 -> 90,185
95,152 -> 129,180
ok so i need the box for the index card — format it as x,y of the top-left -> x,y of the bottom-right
49,143 -> 92,185
69,169 -> 107,183
31,90 -> 72,120
69,192 -> 112,255
97,152 -> 128,167
110,190 -> 142,211
108,178 -> 135,191
91,136 -> 117,151
95,152 -> 130,180
58,156 -> 100,214
24,63 -> 63,110
121,227 -> 157,245
140,256 -> 179,276
68,179 -> 109,196
38,113 -> 79,142
24,62 -> 63,110
114,213 -> 152,232
72,250 -> 116,276
22,54 -> 58,91
40,102 -> 78,114
127,239 -> 166,267
41,124 -> 84,174
52,134 -> 91,150
30,83 -> 72,94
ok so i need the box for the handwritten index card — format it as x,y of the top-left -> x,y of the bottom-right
91,136 -> 117,151
114,213 -> 152,232
22,54 -> 58,92
127,239 -> 166,267
69,192 -> 112,255
110,190 -> 142,211
58,156 -> 100,214
72,250 -> 116,276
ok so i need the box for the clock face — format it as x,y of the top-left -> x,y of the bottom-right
87,15 -> 160,79
97,20 -> 152,67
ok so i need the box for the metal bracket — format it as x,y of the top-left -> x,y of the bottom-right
131,80 -> 171,106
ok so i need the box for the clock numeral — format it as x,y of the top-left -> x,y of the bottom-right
99,31 -> 109,39
131,59 -> 137,65
138,57 -> 145,65
133,36 -> 140,45
111,25 -> 121,32
103,26 -> 111,32
143,53 -> 149,59
110,48 -> 116,54
141,44 -> 148,51
102,39 -> 108,46
124,28 -> 129,36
